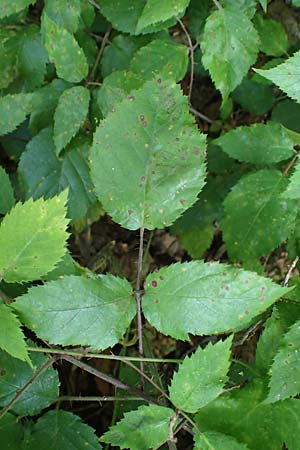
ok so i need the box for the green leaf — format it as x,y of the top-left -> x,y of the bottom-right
23,410 -> 101,450
254,15 -> 288,57
19,128 -> 97,222
0,192 -> 69,283
0,93 -> 33,136
282,157 -> 300,200
13,274 -> 135,350
0,166 -> 14,214
255,51 -> 300,103
42,12 -> 88,83
202,7 -> 259,101
0,303 -> 28,362
169,337 -> 232,412
136,0 -> 190,33
222,170 -> 298,264
220,0 -> 257,18
44,0 -> 81,33
215,122 -> 294,165
0,347 -> 59,416
194,431 -> 251,450
0,30 -> 19,89
232,78 -> 275,115
42,252 -> 85,281
142,260 -> 288,340
0,0 -> 34,19
54,86 -> 90,155
0,413 -> 24,450
258,0 -> 267,11
101,404 -> 174,450
90,77 -> 206,230
187,0 -> 212,41
272,99 -> 300,133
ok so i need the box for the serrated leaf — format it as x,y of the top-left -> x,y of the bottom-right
0,347 -> 59,416
142,260 -> 288,340
282,157 -> 300,199
254,15 -> 288,57
0,166 -> 14,214
0,93 -> 33,136
0,303 -> 28,362
232,78 -> 275,115
258,0 -> 267,11
220,0 -> 257,18
194,431 -> 250,450
0,192 -> 69,283
13,274 -> 135,350
54,86 -> 90,155
0,413 -> 24,450
272,99 -> 300,133
169,337 -> 232,413
0,0 -> 34,19
0,30 -> 18,89
136,0 -> 190,33
101,405 -> 174,450
42,13 -> 88,83
23,410 -> 101,450
202,7 -> 259,101
19,128 -> 97,222
222,170 -> 298,264
44,0 -> 81,33
90,77 -> 206,230
255,51 -> 300,103
215,122 -> 294,165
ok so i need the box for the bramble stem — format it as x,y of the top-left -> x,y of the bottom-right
178,18 -> 194,102
212,0 -> 223,10
135,227 -> 145,386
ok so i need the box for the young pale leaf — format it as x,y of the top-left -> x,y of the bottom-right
0,348 -> 59,416
169,336 -> 232,412
0,303 -> 28,362
23,410 -> 101,450
54,86 -> 90,155
255,51 -> 300,103
0,0 -> 34,19
0,166 -> 14,214
222,170 -> 298,264
0,413 -> 24,450
254,15 -> 288,57
13,274 -> 135,350
44,0 -> 81,33
194,431 -> 250,450
90,77 -> 206,230
101,405 -> 174,450
136,0 -> 190,33
0,192 -> 69,283
202,7 -> 259,101
142,261 -> 288,340
282,157 -> 300,199
42,13 -> 88,83
266,320 -> 300,403
215,122 -> 294,165
0,93 -> 33,136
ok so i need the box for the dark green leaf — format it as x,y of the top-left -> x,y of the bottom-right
272,99 -> 300,133
0,303 -> 28,362
0,93 -> 33,136
44,0 -> 81,33
233,78 -> 275,115
0,413 -> 24,450
254,14 -> 288,56
0,166 -> 14,214
0,0 -> 34,19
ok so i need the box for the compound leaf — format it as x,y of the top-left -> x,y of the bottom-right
169,336 -> 232,412
0,303 -> 28,362
90,77 -> 206,230
0,93 -> 34,136
0,192 -> 69,283
53,86 -> 90,155
0,0 -> 34,19
0,166 -> 14,214
13,274 -> 135,350
142,261 -> 288,340
202,7 -> 259,101
101,405 -> 174,450
194,431 -> 251,450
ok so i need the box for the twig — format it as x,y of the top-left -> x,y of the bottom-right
168,411 -> 179,449
212,0 -> 223,10
178,18 -> 194,102
189,106 -> 225,130
56,395 -> 143,402
0,289 -> 12,305
135,227 -> 145,386
0,356 -> 56,419
284,256 -> 299,287
283,153 -> 298,176
88,0 -> 101,11
86,25 -> 112,85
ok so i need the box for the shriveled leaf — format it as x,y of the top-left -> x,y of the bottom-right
254,15 -> 288,56
0,303 -> 28,362
44,0 -> 81,33
0,93 -> 33,136
0,348 -> 59,416
0,192 -> 69,283
101,405 -> 173,450
282,157 -> 300,199
23,410 -> 101,450
169,337 -> 232,412
42,13 -> 88,82
215,122 -> 294,165
194,431 -> 250,450
0,413 -> 24,450
142,260 -> 289,340
0,0 -> 34,19
54,86 -> 90,155
0,166 -> 14,214
202,7 -> 259,101
13,274 -> 135,350
90,77 -> 206,230
222,170 -> 298,264
136,0 -> 190,33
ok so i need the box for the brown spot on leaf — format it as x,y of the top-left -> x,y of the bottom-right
151,280 -> 158,287
139,114 -> 147,127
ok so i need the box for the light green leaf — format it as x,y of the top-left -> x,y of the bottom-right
136,0 -> 190,33
0,348 -> 59,416
23,410 -> 101,450
169,337 -> 232,412
222,170 -> 298,264
254,15 -> 288,56
194,431 -> 250,450
0,93 -> 33,136
101,405 -> 174,450
258,0 -> 267,11
220,0 -> 257,18
44,0 -> 81,33
0,166 -> 14,214
0,413 -> 24,450
90,77 -> 206,230
142,260 -> 288,340
292,0 -> 300,6
0,192 -> 69,283
0,30 -> 19,89
54,86 -> 90,155
215,122 -> 294,165
0,0 -> 34,19
0,303 -> 28,362
42,13 -> 88,83
254,51 -> 300,103
13,274 -> 135,350
19,128 -> 97,222
202,7 -> 259,101
282,157 -> 300,200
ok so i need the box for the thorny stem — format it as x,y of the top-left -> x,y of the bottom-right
178,18 -> 194,103
212,0 -> 223,10
86,25 -> 112,85
0,356 -> 57,420
135,227 -> 145,386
